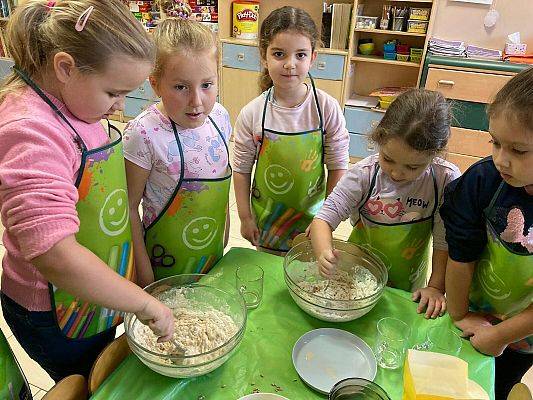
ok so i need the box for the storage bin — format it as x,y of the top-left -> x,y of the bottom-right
410,54 -> 422,63
409,7 -> 430,21
384,52 -> 396,60
356,16 -> 378,29
383,42 -> 396,53
392,16 -> 404,31
396,53 -> 409,62
407,19 -> 428,34
396,44 -> 410,54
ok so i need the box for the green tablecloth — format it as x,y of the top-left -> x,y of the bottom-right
91,248 -> 495,400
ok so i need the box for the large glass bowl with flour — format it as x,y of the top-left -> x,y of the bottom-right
124,274 -> 247,378
284,239 -> 387,322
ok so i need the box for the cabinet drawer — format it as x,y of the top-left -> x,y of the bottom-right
445,152 -> 481,173
426,68 -> 511,104
344,107 -> 384,135
448,127 -> 492,158
349,133 -> 377,159
124,97 -> 156,119
310,53 -> 345,81
0,58 -> 14,80
222,43 -> 261,72
128,79 -> 157,100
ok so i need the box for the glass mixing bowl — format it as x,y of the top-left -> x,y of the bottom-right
124,274 -> 247,378
284,239 -> 387,322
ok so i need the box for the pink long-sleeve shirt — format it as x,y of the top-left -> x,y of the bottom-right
0,88 -> 108,311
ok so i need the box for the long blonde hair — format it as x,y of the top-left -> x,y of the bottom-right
0,0 -> 154,103
151,18 -> 218,81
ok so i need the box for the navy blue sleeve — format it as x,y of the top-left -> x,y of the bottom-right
439,158 -> 501,263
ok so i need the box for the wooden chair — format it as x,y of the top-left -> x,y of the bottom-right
508,383 -> 533,400
42,375 -> 87,400
88,334 -> 131,394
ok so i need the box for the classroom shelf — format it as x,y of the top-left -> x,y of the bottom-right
220,37 -> 349,55
354,28 -> 426,37
350,55 -> 421,68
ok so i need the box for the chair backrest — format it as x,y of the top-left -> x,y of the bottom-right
88,334 -> 131,394
508,383 -> 533,400
42,375 -> 87,400
0,328 -> 32,400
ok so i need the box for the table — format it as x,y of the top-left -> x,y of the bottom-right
91,248 -> 495,399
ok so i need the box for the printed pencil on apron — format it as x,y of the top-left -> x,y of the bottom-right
14,67 -> 135,339
469,182 -> 532,353
349,165 -> 438,292
251,75 -> 326,253
144,118 -> 232,280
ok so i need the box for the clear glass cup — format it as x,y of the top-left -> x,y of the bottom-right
235,264 -> 264,309
413,326 -> 462,356
374,317 -> 410,370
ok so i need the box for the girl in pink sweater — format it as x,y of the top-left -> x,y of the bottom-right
0,0 -> 173,381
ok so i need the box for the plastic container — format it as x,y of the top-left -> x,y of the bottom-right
410,47 -> 423,63
359,43 -> 375,55
383,52 -> 396,60
505,42 -> 527,56
329,378 -> 391,400
407,19 -> 428,34
383,42 -> 396,53
356,16 -> 378,29
396,53 -> 409,62
283,239 -> 387,323
232,0 -> 260,40
396,44 -> 410,54
409,7 -> 430,21
392,16 -> 404,31
379,100 -> 393,109
125,274 -> 247,378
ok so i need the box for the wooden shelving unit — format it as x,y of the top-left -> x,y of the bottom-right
354,27 -> 426,37
351,54 -> 420,67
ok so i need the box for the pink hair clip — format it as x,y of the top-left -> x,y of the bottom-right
46,1 -> 56,9
75,5 -> 94,32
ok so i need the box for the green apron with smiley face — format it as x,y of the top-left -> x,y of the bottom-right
251,76 -> 326,253
0,329 -> 31,400
15,67 -> 134,339
469,182 -> 532,353
348,164 -> 438,292
144,118 -> 231,280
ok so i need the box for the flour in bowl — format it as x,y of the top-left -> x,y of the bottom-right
298,265 -> 378,300
133,287 -> 239,363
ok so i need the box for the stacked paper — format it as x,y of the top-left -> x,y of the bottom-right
466,45 -> 502,60
428,37 -> 466,57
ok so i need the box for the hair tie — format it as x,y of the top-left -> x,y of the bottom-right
75,5 -> 94,32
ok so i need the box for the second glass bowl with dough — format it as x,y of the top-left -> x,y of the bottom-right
284,239 -> 387,322
125,274 -> 247,378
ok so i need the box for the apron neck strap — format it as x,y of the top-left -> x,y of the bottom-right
13,66 -> 88,152
430,164 -> 438,215
170,119 -> 186,185
487,180 -> 506,214
260,73 -> 324,136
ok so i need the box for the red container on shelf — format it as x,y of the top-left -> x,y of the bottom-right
396,44 -> 410,54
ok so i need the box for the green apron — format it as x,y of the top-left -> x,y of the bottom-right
348,165 -> 438,292
144,118 -> 231,280
251,76 -> 326,252
470,182 -> 533,353
0,330 -> 31,400
15,68 -> 134,339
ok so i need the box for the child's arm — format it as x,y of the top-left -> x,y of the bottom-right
33,235 -> 174,340
470,306 -> 533,356
412,249 -> 447,319
233,172 -> 259,246
125,160 -> 154,288
309,218 -> 338,276
326,169 -> 346,195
